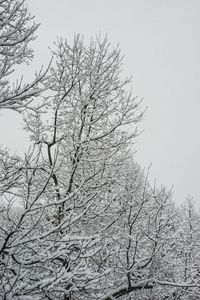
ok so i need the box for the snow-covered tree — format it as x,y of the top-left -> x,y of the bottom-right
98,172 -> 176,300
0,35 -> 143,299
168,196 -> 200,299
0,0 -> 48,111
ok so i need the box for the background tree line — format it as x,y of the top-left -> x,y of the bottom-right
0,1 -> 199,299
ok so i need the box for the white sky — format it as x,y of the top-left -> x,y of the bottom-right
1,0 -> 200,207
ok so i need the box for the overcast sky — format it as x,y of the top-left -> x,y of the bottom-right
1,0 -> 200,207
